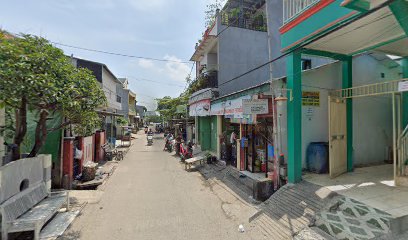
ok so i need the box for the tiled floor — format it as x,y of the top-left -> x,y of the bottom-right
304,164 -> 408,218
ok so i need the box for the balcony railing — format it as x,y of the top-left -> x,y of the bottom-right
202,70 -> 218,89
221,11 -> 267,32
283,0 -> 320,24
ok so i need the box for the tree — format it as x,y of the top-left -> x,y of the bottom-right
145,115 -> 161,124
0,34 -> 106,160
156,94 -> 189,122
205,0 -> 226,28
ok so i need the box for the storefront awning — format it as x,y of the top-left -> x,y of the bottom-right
96,110 -> 124,117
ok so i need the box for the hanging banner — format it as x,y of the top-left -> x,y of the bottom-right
243,99 -> 269,115
210,102 -> 225,115
189,99 -> 211,117
224,95 -> 251,119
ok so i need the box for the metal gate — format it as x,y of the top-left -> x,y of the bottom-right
329,79 -> 407,180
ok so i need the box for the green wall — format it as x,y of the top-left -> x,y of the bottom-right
22,111 -> 63,165
281,0 -> 357,51
210,116 -> 218,152
199,116 -> 211,151
5,109 -> 62,164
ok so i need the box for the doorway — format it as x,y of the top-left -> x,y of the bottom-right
328,80 -> 404,182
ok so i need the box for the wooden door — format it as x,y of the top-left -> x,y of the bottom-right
329,96 -> 347,178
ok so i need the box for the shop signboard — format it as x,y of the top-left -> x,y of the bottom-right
210,102 -> 225,115
224,95 -> 251,119
243,99 -> 269,115
398,81 -> 408,92
189,99 -> 211,117
302,91 -> 320,106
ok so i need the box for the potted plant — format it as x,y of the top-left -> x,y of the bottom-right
205,152 -> 213,164
230,7 -> 240,18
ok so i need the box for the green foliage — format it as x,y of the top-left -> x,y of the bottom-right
205,0 -> 225,28
0,34 -> 107,156
230,7 -> 241,18
156,94 -> 189,121
116,116 -> 128,126
145,115 -> 162,124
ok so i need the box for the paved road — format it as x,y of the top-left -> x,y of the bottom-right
62,132 -> 261,240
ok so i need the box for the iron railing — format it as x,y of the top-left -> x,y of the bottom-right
330,79 -> 403,99
283,0 -> 320,24
221,11 -> 267,32
201,70 -> 218,89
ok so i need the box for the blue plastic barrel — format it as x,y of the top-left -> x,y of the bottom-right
306,142 -> 329,174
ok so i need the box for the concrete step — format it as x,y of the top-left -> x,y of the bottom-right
250,181 -> 338,239
225,167 -> 273,201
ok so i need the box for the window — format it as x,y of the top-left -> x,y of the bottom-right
301,59 -> 312,70
116,95 -> 122,103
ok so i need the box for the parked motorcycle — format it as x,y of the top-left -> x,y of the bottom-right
179,141 -> 193,162
164,135 -> 174,152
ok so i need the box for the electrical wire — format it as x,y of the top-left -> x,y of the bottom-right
51,41 -> 193,64
126,76 -> 185,88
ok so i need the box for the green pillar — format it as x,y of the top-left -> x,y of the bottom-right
343,57 -> 353,172
287,51 -> 302,183
389,0 -> 408,125
390,0 -> 408,35
403,58 -> 408,126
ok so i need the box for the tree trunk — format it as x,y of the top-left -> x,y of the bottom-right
28,110 -> 49,158
12,97 -> 28,161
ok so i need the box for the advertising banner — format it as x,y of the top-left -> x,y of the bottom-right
189,99 -> 211,117
224,95 -> 251,119
210,102 -> 225,115
243,99 -> 269,115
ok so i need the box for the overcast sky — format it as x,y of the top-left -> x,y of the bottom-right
0,0 -> 211,110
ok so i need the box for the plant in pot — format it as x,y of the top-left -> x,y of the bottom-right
255,159 -> 262,172
205,152 -> 213,164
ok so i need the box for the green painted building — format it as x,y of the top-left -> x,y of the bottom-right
279,0 -> 408,183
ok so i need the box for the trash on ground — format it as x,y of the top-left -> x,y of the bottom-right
238,224 -> 245,233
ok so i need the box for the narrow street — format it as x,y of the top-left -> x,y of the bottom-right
62,132 -> 263,240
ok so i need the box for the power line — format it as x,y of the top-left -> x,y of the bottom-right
126,76 -> 185,88
136,93 -> 158,99
51,41 -> 193,64
217,0 -> 398,88
183,62 -> 196,92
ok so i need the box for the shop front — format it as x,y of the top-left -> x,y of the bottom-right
239,96 -> 274,177
188,88 -> 215,151
211,87 -> 274,177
